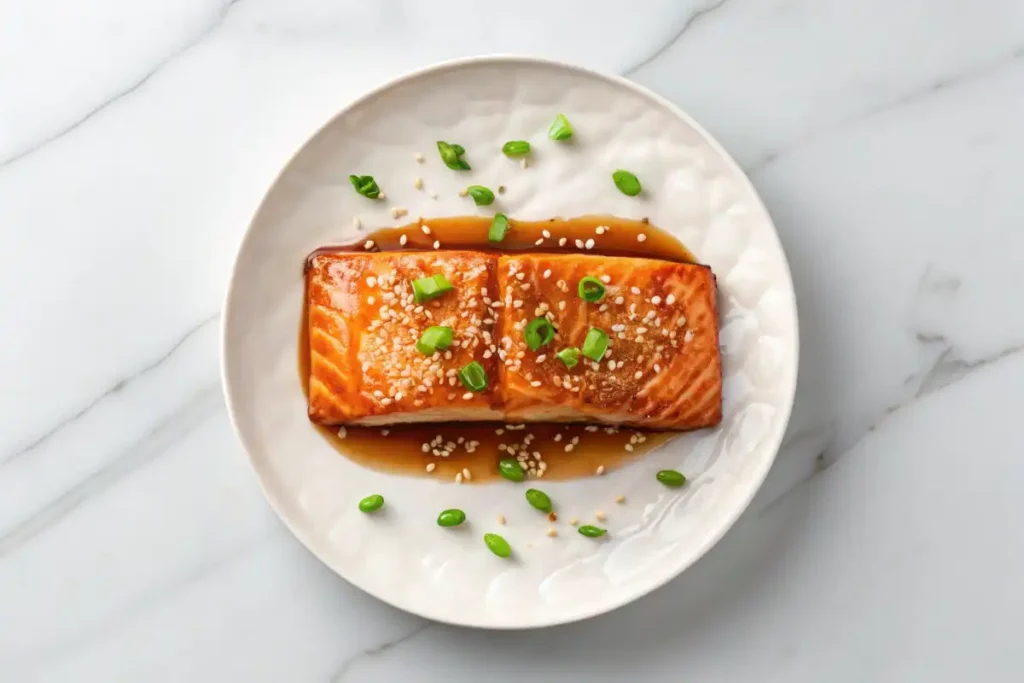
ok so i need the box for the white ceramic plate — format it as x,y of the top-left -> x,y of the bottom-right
221,56 -> 798,628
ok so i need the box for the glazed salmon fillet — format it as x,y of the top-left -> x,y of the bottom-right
306,250 -> 721,429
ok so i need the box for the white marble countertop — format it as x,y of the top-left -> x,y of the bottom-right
2,0 -> 1023,680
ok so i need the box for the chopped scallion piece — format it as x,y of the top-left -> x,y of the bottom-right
466,185 -> 495,206
582,328 -> 609,361
548,113 -> 573,141
502,140 -> 531,157
437,141 -> 471,170
416,326 -> 454,355
488,213 -> 509,243
524,317 -> 555,351
411,273 -> 454,303
349,174 -> 380,199
556,347 -> 580,369
458,361 -> 488,392
577,276 -> 606,302
612,169 -> 642,196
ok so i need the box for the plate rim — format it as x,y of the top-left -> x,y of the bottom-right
220,54 -> 800,629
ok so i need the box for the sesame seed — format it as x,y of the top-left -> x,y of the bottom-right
596,465 -> 606,475
352,217 -> 362,230
536,354 -> 547,363
455,472 -> 463,484
559,237 -> 567,247
497,514 -> 506,525
614,296 -> 624,305
654,364 -> 661,373
564,444 -> 574,452
569,517 -> 579,526
595,510 -> 607,521
546,528 -> 558,537
637,233 -> 647,242
420,225 -> 431,235
530,380 -> 542,387
415,152 -> 425,162
462,467 -> 472,480
337,426 -> 347,439
380,398 -> 393,406
399,234 -> 408,246
600,275 -> 611,284
414,177 -> 423,190
430,192 -> 438,199
652,296 -> 662,305
585,239 -> 595,250
364,240 -> 375,250
426,462 -> 436,472
377,191 -> 386,200
390,207 -> 408,219
381,429 -> 390,436
615,495 -> 626,504
608,360 -> 616,370
554,434 -> 562,442
596,226 -> 607,235
520,158 -> 528,169
535,238 -> 544,246
458,188 -> 468,197
542,230 -> 551,238
575,239 -> 585,249
625,444 -> 634,452
515,272 -> 525,281
462,392 -> 474,400
543,269 -> 552,279
666,294 -> 676,305
433,240 -> 441,249
634,370 -> 643,379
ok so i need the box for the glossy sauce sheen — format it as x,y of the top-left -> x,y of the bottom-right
300,216 -> 698,482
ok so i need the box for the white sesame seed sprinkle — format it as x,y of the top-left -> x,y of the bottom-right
520,158 -> 528,169
336,426 -> 347,439
596,226 -> 607,234
364,240 -> 375,250
585,238 -> 595,250
390,207 -> 408,219
352,217 -> 361,230
637,233 -> 647,242
399,234 -> 408,246
559,237 -> 567,247
433,240 -> 441,249
634,370 -> 643,379
414,177 -> 423,190
542,230 -> 551,238
596,465 -> 606,475
421,224 -> 431,235
600,275 -> 611,284
666,294 -> 676,305
652,296 -> 662,305
575,239 -> 585,249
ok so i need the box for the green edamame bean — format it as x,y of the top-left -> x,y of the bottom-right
437,509 -> 466,527
656,469 -> 687,487
358,494 -> 384,513
498,458 -> 525,482
525,488 -> 552,513
578,525 -> 606,538
484,533 -> 512,558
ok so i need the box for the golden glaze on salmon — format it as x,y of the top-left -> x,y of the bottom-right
306,250 -> 720,429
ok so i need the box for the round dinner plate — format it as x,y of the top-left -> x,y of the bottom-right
221,56 -> 798,628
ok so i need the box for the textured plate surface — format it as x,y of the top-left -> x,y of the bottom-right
221,56 -> 798,628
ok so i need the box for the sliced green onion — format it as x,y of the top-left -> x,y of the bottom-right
411,273 -> 454,303
349,174 -> 380,199
416,326 -> 454,355
577,276 -> 606,302
466,185 -> 495,206
524,317 -> 555,351
437,141 -> 471,170
502,140 -> 531,157
458,361 -> 488,392
488,213 -> 509,243
582,328 -> 609,361
556,347 -> 580,369
548,113 -> 573,141
612,169 -> 642,196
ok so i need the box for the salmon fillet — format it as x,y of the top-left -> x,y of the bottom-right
306,250 -> 721,429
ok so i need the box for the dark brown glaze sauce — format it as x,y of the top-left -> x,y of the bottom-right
300,215 -> 697,483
